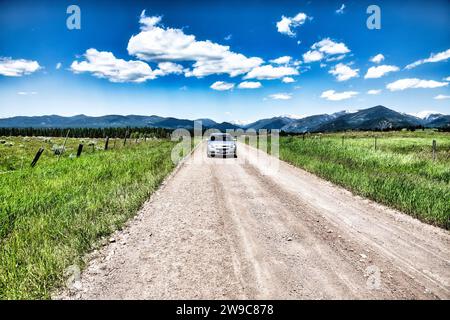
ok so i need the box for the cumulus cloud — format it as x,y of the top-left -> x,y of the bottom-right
0,57 -> 41,77
367,89 -> 381,95
153,61 -> 184,76
268,93 -> 292,100
139,11 -> 162,30
238,81 -> 262,89
302,38 -> 350,63
370,54 -> 384,64
128,11 -> 263,78
444,76 -> 450,81
243,65 -> 299,80
70,48 -> 157,83
312,38 -> 350,55
321,90 -> 358,101
276,12 -> 310,37
386,78 -> 448,91
434,94 -> 450,100
270,56 -> 292,65
303,50 -> 324,63
336,4 -> 345,14
329,63 -> 359,81
405,48 -> 450,69
282,77 -> 295,83
364,65 -> 399,79
56,62 -> 62,70
210,81 -> 234,91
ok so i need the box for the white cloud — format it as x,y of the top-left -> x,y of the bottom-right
303,38 -> 350,63
336,4 -> 346,14
444,76 -> 450,81
243,65 -> 299,80
276,12 -> 309,37
238,81 -> 262,89
434,94 -> 450,100
270,56 -> 291,65
70,48 -> 157,83
329,63 -> 359,81
364,65 -> 399,79
326,54 -> 346,62
386,78 -> 448,91
128,11 -> 263,78
367,89 -> 381,95
210,81 -> 234,91
138,11 -> 162,30
17,91 -> 37,95
224,34 -> 232,41
405,48 -> 450,69
153,61 -> 184,76
321,90 -> 358,101
303,50 -> 324,63
56,62 -> 62,70
312,38 -> 350,55
0,57 -> 41,77
268,93 -> 292,100
370,54 -> 384,64
282,77 -> 295,83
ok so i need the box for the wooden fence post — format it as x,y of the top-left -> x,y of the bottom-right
123,130 -> 129,146
31,147 -> 44,167
58,129 -> 70,161
432,140 -> 436,161
374,136 -> 378,150
104,136 -> 110,150
76,144 -> 83,157
342,136 -> 344,147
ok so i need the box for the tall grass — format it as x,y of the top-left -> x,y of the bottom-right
0,140 -> 176,299
277,132 -> 450,229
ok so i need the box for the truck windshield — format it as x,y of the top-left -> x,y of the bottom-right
210,135 -> 234,141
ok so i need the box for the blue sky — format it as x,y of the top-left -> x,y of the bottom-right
0,0 -> 449,123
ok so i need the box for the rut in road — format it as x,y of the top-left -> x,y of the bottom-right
57,142 -> 450,299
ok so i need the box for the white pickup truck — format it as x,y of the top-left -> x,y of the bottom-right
207,133 -> 237,158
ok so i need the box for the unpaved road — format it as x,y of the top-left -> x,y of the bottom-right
58,142 -> 450,299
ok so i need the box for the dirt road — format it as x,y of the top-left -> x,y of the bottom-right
58,142 -> 450,299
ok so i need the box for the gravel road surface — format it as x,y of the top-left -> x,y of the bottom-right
57,142 -> 450,299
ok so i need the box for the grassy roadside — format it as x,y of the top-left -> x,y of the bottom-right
261,131 -> 449,229
0,139 -> 177,299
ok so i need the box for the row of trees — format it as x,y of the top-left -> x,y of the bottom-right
0,127 -> 172,138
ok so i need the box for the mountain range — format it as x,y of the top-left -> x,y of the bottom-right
0,106 -> 448,132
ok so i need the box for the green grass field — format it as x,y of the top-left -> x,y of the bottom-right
1,131 -> 449,298
275,131 -> 450,229
0,136 -> 177,299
